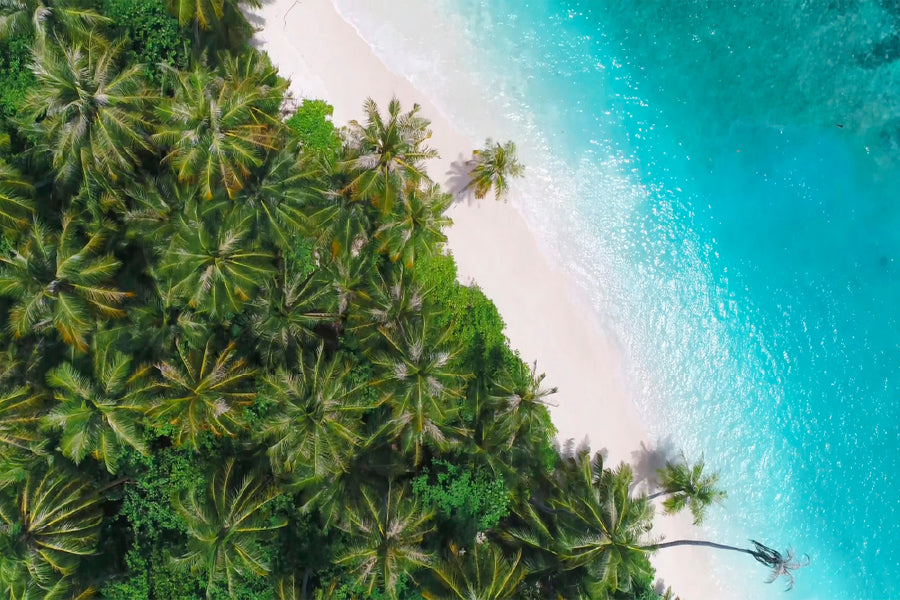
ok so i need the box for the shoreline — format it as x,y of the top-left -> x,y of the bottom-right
250,1 -> 734,597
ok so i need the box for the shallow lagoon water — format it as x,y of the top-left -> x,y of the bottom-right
333,1 -> 900,597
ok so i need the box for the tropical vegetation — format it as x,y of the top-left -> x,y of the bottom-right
465,139 -> 524,201
0,2 -> 804,599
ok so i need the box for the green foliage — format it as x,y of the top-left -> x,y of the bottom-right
103,444 -> 209,600
655,453 -> 727,525
465,139 -> 524,201
415,251 -> 516,378
0,19 -> 748,596
412,459 -> 509,537
101,0 -> 189,81
329,573 -> 421,600
287,99 -> 341,156
0,34 -> 34,121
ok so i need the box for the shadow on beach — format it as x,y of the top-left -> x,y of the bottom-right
445,153 -> 478,205
631,437 -> 678,492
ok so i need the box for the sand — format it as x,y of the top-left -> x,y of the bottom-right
249,1 -> 735,597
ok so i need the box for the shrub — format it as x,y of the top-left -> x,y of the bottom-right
287,99 -> 342,156
101,0 -> 188,81
415,251 -> 517,378
412,459 -> 509,543
0,34 -> 36,122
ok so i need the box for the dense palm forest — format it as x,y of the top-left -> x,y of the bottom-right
0,1 -> 805,599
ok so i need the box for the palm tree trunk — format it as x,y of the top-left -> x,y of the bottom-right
647,490 -> 669,500
642,539 -> 755,556
97,477 -> 130,494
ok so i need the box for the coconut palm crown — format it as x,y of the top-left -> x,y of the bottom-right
465,139 -> 524,201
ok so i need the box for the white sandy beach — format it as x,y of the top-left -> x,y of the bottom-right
249,1 -> 733,597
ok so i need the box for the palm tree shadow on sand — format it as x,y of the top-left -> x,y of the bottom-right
446,154 -> 479,205
631,437 -> 679,492
243,0 -> 292,35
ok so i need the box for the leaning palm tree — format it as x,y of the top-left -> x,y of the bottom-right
43,338 -> 151,473
0,160 -> 34,236
336,484 -> 433,600
149,340 -> 256,448
375,184 -> 452,269
259,345 -> 364,489
0,468 -> 102,598
0,217 -> 130,351
422,543 -> 526,600
25,40 -> 153,187
157,203 -> 275,319
345,97 -> 438,213
371,317 -> 467,465
465,139 -> 524,201
153,55 -> 285,200
644,539 -> 810,591
174,458 -> 286,599
649,453 -> 727,525
0,0 -> 108,44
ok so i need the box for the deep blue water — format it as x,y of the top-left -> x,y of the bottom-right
335,1 -> 900,597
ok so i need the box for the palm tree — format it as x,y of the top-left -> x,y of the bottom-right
336,484 -> 433,600
0,0 -> 108,43
246,258 -> 336,368
553,460 -> 655,596
507,446 -> 651,599
174,458 -> 286,599
259,345 -> 364,490
0,469 -> 102,597
422,543 -> 526,600
0,217 -> 130,351
644,539 -> 810,591
530,447 -> 808,593
0,160 -> 34,236
149,340 -> 255,448
324,252 -> 372,320
43,338 -> 150,473
371,317 -> 466,465
649,453 -> 726,525
465,139 -> 524,201
0,385 -> 46,484
25,40 -> 153,187
165,0 -> 260,49
157,203 -> 275,319
375,184 -> 452,268
307,148 -> 375,259
345,97 -> 438,213
122,175 -> 196,248
240,141 -> 314,249
487,360 -> 557,454
346,266 -> 423,346
153,54 -> 285,200
126,275 -> 210,361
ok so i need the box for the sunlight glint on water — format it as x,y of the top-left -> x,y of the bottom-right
332,1 -> 900,598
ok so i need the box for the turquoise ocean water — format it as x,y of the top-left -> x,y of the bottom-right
332,1 -> 900,597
